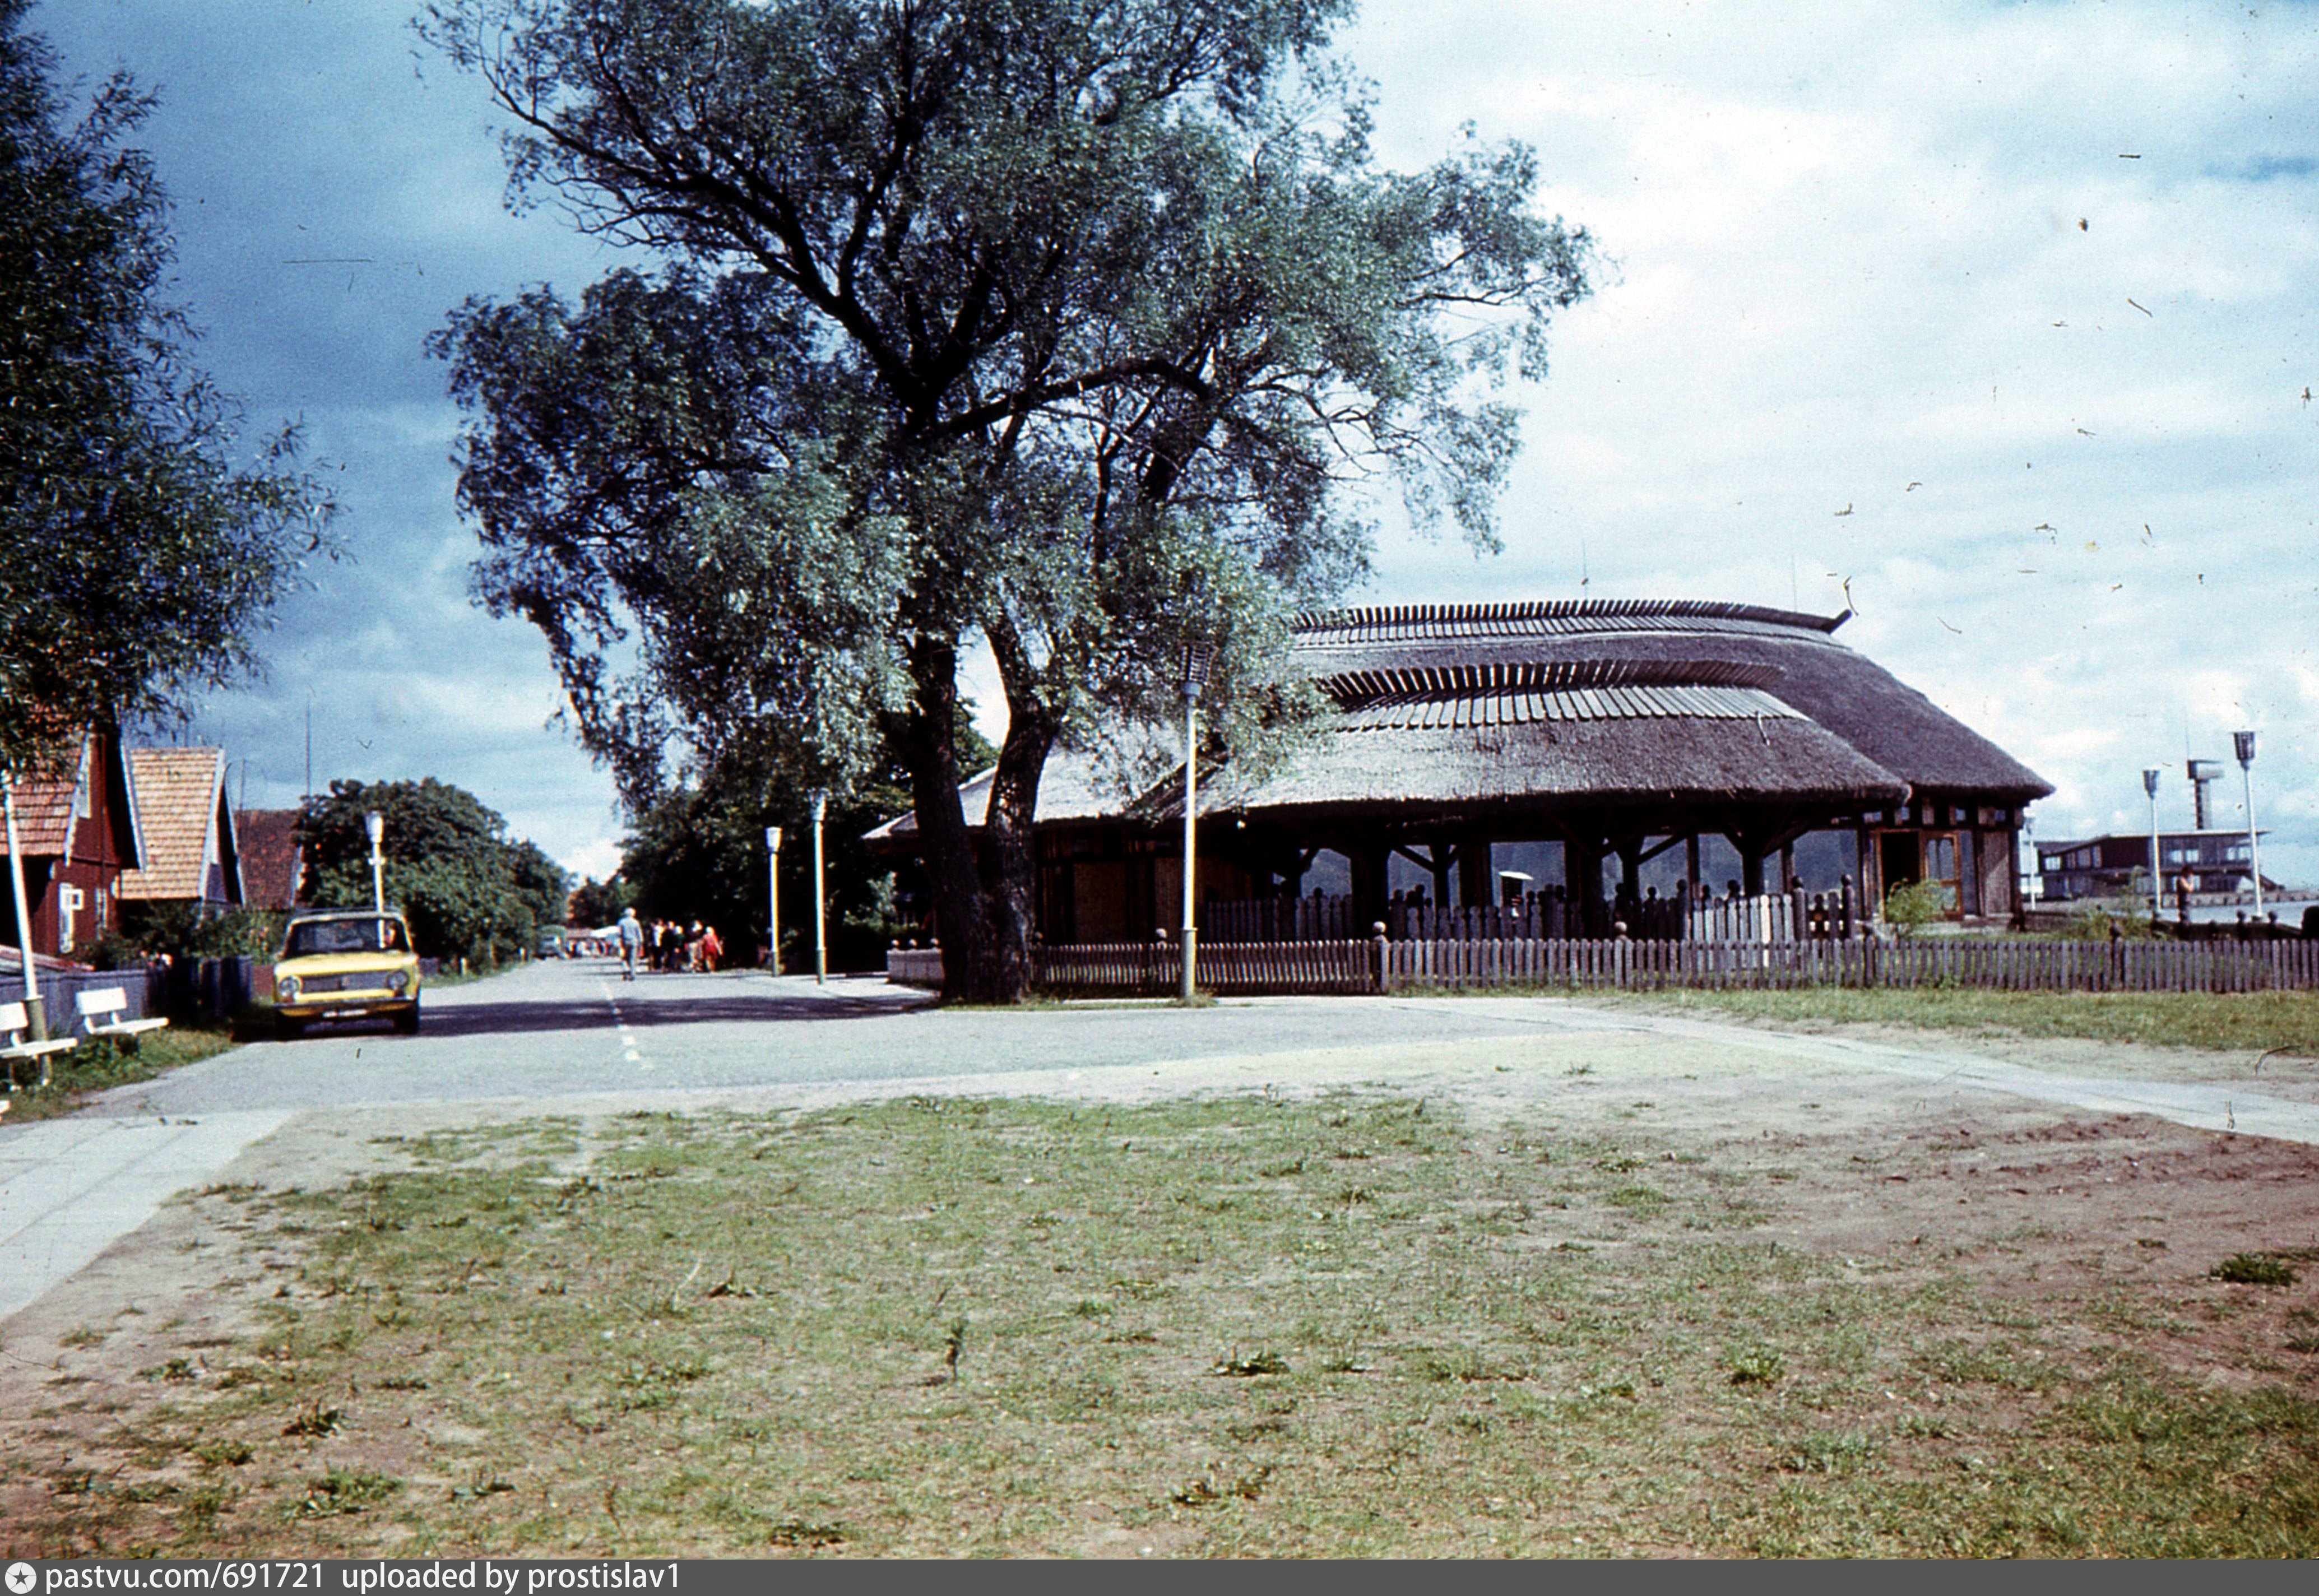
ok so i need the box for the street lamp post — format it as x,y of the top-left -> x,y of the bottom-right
365,809 -> 386,921
2142,767 -> 2162,922
809,790 -> 828,986
764,825 -> 783,975
1180,643 -> 1216,1005
2234,731 -> 2263,920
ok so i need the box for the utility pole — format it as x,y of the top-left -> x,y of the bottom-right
1180,642 -> 1215,1005
2142,767 -> 2162,922
4,776 -> 46,1039
809,791 -> 828,985
2235,731 -> 2263,920
764,825 -> 783,975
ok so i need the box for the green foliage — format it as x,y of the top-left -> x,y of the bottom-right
614,722 -> 977,967
425,0 -> 1592,998
2060,893 -> 2156,943
112,901 -> 284,964
1880,879 -> 1947,938
298,778 -> 567,964
0,2 -> 332,778
2211,1254 -> 2298,1288
567,875 -> 635,929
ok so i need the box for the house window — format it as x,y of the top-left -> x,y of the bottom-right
1924,835 -> 1961,913
59,884 -> 83,954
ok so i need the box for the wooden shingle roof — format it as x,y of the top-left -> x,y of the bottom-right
3,732 -> 141,865
117,748 -> 233,903
235,809 -> 304,911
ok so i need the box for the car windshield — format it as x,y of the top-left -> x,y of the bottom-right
282,917 -> 410,957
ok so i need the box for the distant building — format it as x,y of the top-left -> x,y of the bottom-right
0,729 -> 144,957
233,808 -> 306,913
117,748 -> 245,917
2037,830 -> 2270,902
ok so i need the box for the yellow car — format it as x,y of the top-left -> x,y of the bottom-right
272,909 -> 424,1038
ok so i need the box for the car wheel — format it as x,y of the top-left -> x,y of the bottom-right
394,1004 -> 421,1036
276,1013 -> 305,1041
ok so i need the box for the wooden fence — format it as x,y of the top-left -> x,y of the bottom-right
886,935 -> 2319,997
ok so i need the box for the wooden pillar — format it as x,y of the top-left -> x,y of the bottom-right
1459,831 -> 1492,908
1572,838 -> 1608,936
1351,842 -> 1390,929
1427,842 -> 1454,911
1685,833 -> 1702,898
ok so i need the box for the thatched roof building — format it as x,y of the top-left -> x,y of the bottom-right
873,600 -> 2051,936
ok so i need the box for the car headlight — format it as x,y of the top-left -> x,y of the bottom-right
388,970 -> 411,995
276,976 -> 300,1001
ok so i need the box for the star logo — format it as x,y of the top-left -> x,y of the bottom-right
6,1562 -> 38,1595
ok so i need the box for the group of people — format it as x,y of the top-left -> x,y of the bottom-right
613,907 -> 724,980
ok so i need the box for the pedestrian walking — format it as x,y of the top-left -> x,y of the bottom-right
616,907 -> 643,981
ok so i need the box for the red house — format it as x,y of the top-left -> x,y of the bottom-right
1,730 -> 144,959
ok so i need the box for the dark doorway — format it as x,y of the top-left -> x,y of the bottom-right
1879,832 -> 1920,900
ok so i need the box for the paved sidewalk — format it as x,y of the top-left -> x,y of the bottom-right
1483,1004 -> 2319,1146
0,1110 -> 291,1320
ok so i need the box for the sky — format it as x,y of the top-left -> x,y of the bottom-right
37,0 -> 2319,889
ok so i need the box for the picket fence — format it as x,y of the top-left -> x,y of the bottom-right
1196,890 -> 1846,945
886,935 -> 2319,997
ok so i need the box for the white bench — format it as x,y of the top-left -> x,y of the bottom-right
76,985 -> 169,1051
1,999 -> 78,1091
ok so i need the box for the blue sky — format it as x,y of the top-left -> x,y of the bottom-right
40,0 -> 2319,888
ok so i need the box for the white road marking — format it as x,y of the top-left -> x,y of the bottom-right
601,980 -> 650,1071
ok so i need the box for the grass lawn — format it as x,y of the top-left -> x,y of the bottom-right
1578,987 -> 2319,1057
10,1094 -> 2317,1557
1,1024 -> 238,1124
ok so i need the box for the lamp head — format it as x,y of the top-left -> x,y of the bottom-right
2142,767 -> 2161,800
1182,641 -> 1216,699
2234,730 -> 2257,767
364,810 -> 384,847
766,825 -> 782,851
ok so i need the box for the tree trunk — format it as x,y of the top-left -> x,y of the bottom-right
897,637 -> 992,1004
975,712 -> 1055,1004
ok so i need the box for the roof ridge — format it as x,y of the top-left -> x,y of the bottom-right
1291,598 -> 1849,635
1325,658 -> 1784,704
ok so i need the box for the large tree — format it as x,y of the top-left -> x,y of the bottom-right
425,0 -> 1590,1000
0,1 -> 331,779
300,778 -> 569,965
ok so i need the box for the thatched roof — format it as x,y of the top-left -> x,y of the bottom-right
1296,601 -> 2052,800
867,598 -> 2048,842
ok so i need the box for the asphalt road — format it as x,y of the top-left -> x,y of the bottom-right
77,956 -> 1694,1114
7,955 -> 2318,1323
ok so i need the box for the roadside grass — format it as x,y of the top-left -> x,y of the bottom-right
12,1097 -> 2316,1557
0,1025 -> 237,1124
1578,987 -> 2319,1058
